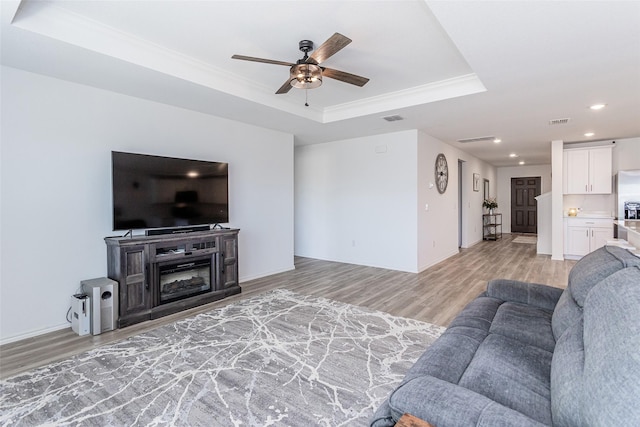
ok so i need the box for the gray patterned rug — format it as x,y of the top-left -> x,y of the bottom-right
0,289 -> 444,426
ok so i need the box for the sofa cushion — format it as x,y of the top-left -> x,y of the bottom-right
374,295 -> 556,427
489,302 -> 555,352
486,279 -> 563,312
399,297 -> 500,386
551,246 -> 640,340
459,334 -> 553,425
567,246 -> 640,306
372,375 -> 548,427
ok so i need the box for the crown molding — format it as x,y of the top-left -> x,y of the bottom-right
10,2 -> 484,124
322,74 -> 486,123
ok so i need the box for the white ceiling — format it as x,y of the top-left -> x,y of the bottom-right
2,0 -> 639,166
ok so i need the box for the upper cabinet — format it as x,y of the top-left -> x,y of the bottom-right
563,146 -> 612,194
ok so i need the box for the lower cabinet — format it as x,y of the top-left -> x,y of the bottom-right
218,233 -> 239,289
564,218 -> 612,259
117,245 -> 150,319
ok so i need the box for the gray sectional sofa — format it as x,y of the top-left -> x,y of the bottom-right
371,246 -> 640,427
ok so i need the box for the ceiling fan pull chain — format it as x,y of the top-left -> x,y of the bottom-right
305,88 -> 309,107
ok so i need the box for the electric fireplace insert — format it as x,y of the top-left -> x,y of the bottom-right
158,257 -> 212,304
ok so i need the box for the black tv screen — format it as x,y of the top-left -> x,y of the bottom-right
112,151 -> 229,230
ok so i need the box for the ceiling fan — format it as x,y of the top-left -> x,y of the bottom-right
232,33 -> 369,95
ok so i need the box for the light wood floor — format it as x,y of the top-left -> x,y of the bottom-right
0,234 -> 575,379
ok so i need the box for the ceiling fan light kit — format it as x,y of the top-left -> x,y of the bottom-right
290,63 -> 322,89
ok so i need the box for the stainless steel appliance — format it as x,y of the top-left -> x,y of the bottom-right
615,170 -> 640,219
614,170 -> 640,238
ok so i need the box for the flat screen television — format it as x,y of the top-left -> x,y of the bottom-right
111,151 -> 229,231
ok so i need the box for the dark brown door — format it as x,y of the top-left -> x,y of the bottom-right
511,177 -> 541,234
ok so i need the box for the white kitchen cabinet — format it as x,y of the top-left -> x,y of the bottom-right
563,146 -> 612,194
564,217 -> 613,259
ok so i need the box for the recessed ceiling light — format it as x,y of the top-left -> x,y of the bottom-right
519,161 -> 525,165
509,153 -> 518,158
493,138 -> 501,143
584,132 -> 595,137
589,104 -> 606,110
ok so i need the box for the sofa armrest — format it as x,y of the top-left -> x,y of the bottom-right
486,279 -> 563,311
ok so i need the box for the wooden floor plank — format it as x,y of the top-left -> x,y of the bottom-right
0,234 -> 574,379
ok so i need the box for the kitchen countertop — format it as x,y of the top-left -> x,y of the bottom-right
564,215 -> 614,219
615,220 -> 640,255
615,220 -> 640,233
564,211 -> 614,219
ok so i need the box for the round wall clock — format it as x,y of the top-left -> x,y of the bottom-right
435,153 -> 449,194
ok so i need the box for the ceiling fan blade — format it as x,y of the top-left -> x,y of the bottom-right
275,78 -> 293,94
231,54 -> 294,67
322,67 -> 370,87
309,33 -> 352,64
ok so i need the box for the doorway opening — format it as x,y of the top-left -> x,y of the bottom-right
458,160 -> 463,248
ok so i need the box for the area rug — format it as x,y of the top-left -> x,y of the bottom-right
513,235 -> 537,244
0,289 -> 444,426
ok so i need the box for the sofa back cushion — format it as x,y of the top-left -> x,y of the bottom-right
551,246 -> 640,340
552,266 -> 640,426
581,266 -> 640,425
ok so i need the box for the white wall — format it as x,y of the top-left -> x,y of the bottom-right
0,66 -> 295,343
417,132 -> 496,270
613,137 -> 640,172
497,164 -> 552,232
294,129 -> 496,273
295,131 -> 419,272
454,143 -> 498,249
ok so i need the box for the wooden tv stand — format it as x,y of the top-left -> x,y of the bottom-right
105,228 -> 240,328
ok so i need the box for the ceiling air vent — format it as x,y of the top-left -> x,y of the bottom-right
549,118 -> 571,125
457,136 -> 496,143
382,115 -> 404,122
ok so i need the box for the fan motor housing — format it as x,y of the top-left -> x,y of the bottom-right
299,40 -> 314,53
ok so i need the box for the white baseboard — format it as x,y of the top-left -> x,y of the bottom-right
239,264 -> 296,283
418,248 -> 460,273
1,323 -> 70,346
1,266 -> 296,346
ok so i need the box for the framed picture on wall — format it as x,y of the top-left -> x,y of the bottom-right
473,173 -> 480,191
484,179 -> 490,200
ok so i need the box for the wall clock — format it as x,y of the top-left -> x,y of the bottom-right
435,153 -> 449,194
